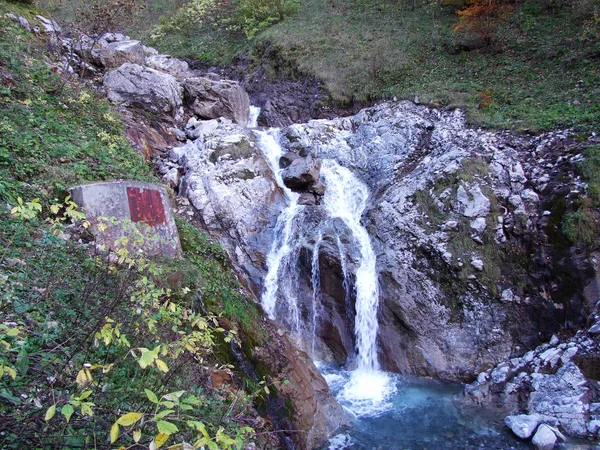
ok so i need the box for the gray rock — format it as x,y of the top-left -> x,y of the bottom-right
442,220 -> 459,231
182,77 -> 250,126
505,414 -> 541,439
457,184 -> 491,218
471,256 -> 484,271
298,193 -> 318,205
104,63 -> 183,120
521,188 -> 540,203
162,168 -> 180,190
470,217 -> 487,234
98,40 -> 146,68
18,16 -> 31,32
35,15 -> 61,34
146,54 -> 190,80
280,152 -> 301,168
185,117 -> 219,140
282,157 -> 321,190
532,424 -> 557,450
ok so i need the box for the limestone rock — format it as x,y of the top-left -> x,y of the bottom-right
182,77 -> 250,126
470,256 -> 484,271
457,184 -> 490,218
97,40 -> 146,68
104,63 -> 183,120
146,54 -> 190,80
470,217 -> 487,234
504,414 -> 541,439
532,424 -> 557,450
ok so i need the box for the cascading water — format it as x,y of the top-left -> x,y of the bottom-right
311,233 -> 323,358
253,121 -> 394,415
320,160 -> 394,416
254,129 -> 303,329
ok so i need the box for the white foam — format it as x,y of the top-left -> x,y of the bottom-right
247,105 -> 261,128
337,369 -> 396,417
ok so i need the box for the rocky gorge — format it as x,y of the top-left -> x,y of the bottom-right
11,13 -> 600,449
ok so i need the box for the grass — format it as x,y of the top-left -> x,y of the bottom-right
563,144 -> 600,245
258,0 -> 600,131
35,0 -> 600,131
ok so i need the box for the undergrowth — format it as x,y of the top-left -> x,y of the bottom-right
0,3 -> 273,448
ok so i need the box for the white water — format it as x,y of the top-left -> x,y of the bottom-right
255,129 -> 302,325
254,131 -> 393,417
321,160 -> 380,372
311,233 -> 323,358
247,105 -> 261,129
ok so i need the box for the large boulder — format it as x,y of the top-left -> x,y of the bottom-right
182,76 -> 250,126
104,63 -> 183,120
146,54 -> 191,80
97,40 -> 146,68
282,157 -> 321,191
532,424 -> 557,450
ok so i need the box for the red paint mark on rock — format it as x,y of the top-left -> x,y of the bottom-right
127,187 -> 166,226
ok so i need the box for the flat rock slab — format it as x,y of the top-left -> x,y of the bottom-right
69,181 -> 181,258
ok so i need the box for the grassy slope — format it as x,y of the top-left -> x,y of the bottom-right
90,0 -> 599,132
258,0 -> 599,131
0,3 -> 270,448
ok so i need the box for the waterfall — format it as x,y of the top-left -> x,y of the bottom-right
248,106 -> 261,129
254,130 -> 393,416
321,160 -> 380,371
311,233 -> 323,358
254,129 -> 302,327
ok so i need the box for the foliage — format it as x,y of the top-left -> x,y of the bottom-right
454,0 -> 516,43
0,3 -> 275,447
562,145 -> 600,246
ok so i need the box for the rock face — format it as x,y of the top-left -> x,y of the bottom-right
162,100 -> 598,383
465,326 -> 600,441
282,157 -> 321,190
183,76 -> 250,126
103,63 -> 183,120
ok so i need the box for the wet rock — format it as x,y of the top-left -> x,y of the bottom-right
104,63 -> 183,120
532,424 -> 557,450
298,193 -> 318,205
505,414 -> 541,439
282,157 -> 321,190
279,151 -> 301,168
182,77 -> 250,126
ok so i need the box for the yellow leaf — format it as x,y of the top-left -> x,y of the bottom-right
116,412 -> 143,426
45,404 -> 56,422
133,429 -> 142,443
110,422 -> 120,443
155,359 -> 169,373
76,368 -> 92,386
154,433 -> 169,449
5,366 -> 16,380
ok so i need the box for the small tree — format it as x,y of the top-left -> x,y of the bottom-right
453,0 -> 516,44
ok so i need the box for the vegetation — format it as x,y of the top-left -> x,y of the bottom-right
563,144 -> 600,245
0,3 -> 274,448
